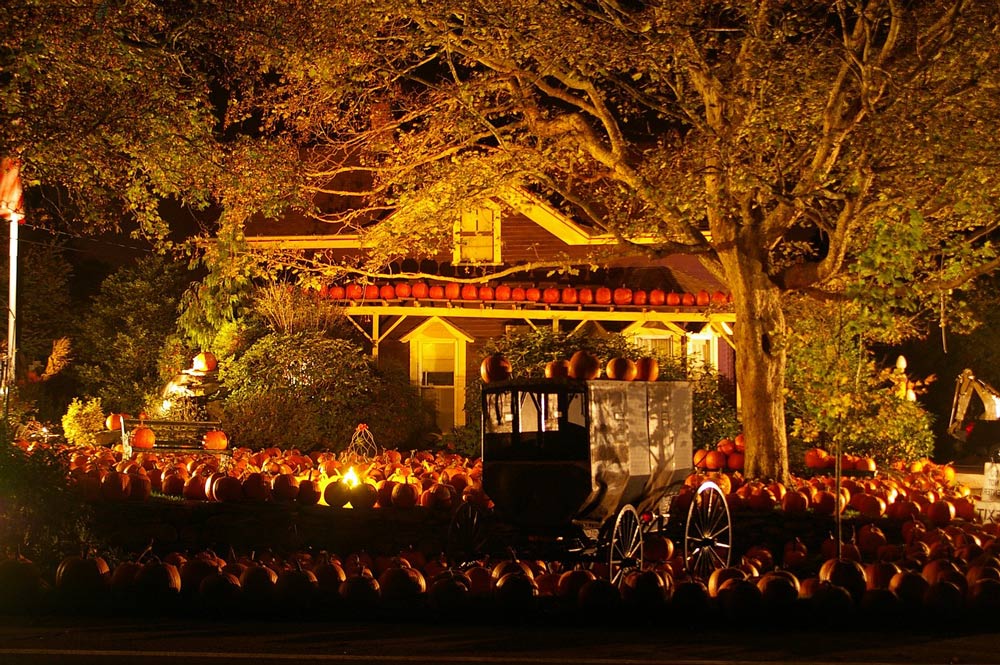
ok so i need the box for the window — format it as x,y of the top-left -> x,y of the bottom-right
637,335 -> 678,358
402,317 -> 473,432
419,341 -> 455,387
686,330 -> 717,370
454,204 -> 501,264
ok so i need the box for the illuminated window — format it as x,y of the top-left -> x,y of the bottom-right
454,204 -> 501,264
402,317 -> 473,432
624,321 -> 682,359
686,328 -> 718,370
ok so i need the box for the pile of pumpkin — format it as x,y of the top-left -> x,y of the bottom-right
50,439 -> 488,512
4,514 -> 1000,623
679,452 -> 975,526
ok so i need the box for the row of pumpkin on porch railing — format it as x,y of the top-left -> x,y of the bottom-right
316,282 -> 732,307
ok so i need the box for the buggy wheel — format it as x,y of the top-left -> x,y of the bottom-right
684,481 -> 732,581
608,504 -> 643,588
446,501 -> 488,566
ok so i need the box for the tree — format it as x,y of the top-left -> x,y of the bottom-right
0,0 -> 299,240
74,256 -> 193,414
216,0 -> 1000,482
784,297 -> 935,468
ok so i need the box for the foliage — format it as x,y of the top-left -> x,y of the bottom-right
0,443 -> 92,568
8,1 -> 1000,482
447,328 -> 739,456
60,397 -> 106,447
252,283 -> 352,337
219,331 -> 430,452
74,256 -> 193,414
0,241 -> 75,365
785,298 -> 935,469
0,1 -> 301,240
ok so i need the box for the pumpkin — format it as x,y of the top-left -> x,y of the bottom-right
379,565 -> 427,603
348,481 -> 378,510
544,359 -> 570,379
105,412 -> 130,431
480,353 -> 512,383
568,350 -> 600,380
56,553 -> 111,597
391,480 -> 420,509
634,357 -> 659,381
605,357 -> 637,381
202,429 -> 228,450
131,426 -> 156,449
379,284 -> 395,299
612,287 -> 633,305
192,351 -> 218,372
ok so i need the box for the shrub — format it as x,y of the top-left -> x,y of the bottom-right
61,397 -> 106,447
220,331 -> 430,452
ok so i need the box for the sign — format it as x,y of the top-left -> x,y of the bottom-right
982,462 -> 1000,502
975,500 -> 1000,524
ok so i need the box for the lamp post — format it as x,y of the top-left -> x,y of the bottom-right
0,157 -> 24,419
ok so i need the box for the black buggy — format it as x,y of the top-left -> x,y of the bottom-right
447,378 -> 733,585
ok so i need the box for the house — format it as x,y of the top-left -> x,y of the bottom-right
244,188 -> 735,434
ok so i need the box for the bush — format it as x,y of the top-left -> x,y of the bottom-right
220,331 -> 430,452
61,397 -> 106,447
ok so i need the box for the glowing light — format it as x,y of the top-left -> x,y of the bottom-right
342,466 -> 360,488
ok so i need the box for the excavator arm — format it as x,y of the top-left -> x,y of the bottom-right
948,369 -> 1000,446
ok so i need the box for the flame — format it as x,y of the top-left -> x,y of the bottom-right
342,466 -> 360,488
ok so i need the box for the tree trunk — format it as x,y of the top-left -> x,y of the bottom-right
716,236 -> 790,484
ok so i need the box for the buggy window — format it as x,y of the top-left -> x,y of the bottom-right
483,388 -> 587,460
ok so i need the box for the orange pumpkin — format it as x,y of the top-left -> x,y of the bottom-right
202,430 -> 229,450
568,350 -> 600,380
634,357 -> 659,382
544,359 -> 570,379
605,357 -> 637,381
480,353 -> 512,383
105,413 -> 130,431
131,426 -> 156,449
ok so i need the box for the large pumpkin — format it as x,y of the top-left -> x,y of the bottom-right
568,350 -> 601,380
480,353 -> 512,383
